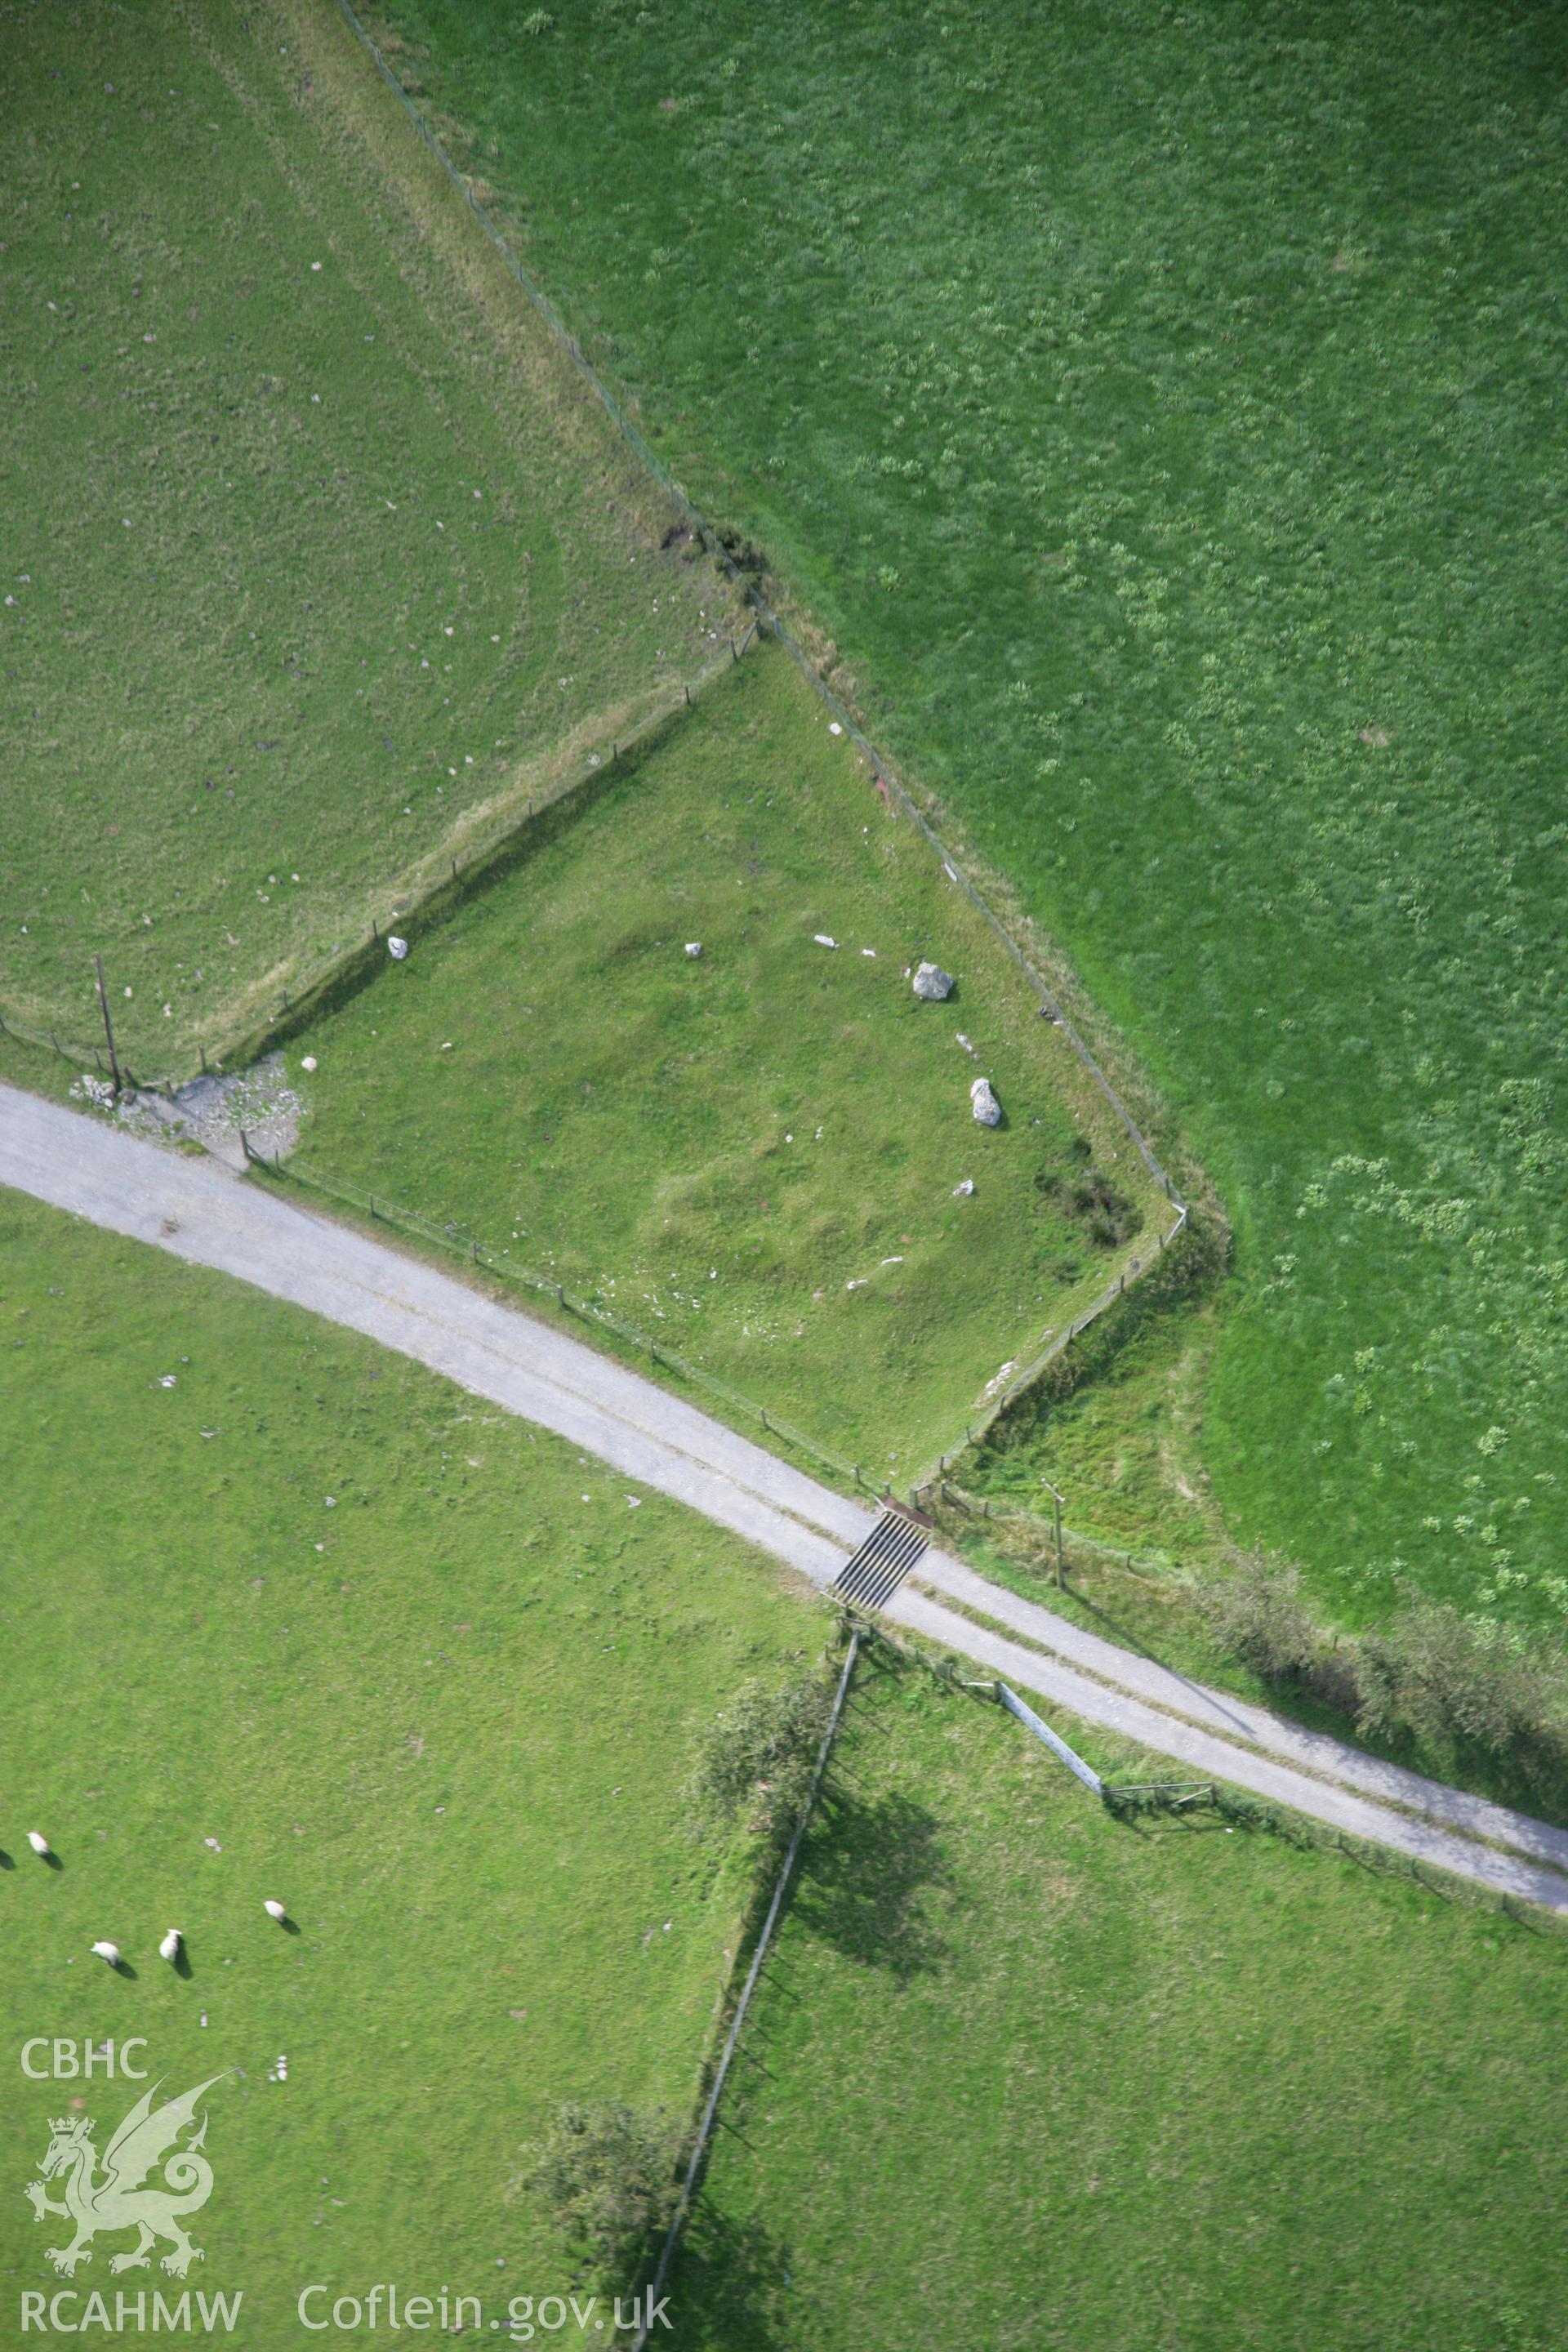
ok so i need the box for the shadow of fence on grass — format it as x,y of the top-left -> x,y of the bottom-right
793,1786 -> 954,1984
669,2207 -> 800,2352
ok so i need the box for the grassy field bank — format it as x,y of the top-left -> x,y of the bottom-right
677,1646 -> 1568,2351
281,647 -> 1168,1472
368,0 -> 1568,1637
0,0 -> 733,1067
0,1187 -> 816,2332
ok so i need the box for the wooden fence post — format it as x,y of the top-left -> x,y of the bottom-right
93,956 -> 122,1093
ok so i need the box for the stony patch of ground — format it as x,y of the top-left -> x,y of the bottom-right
71,1054 -> 304,1169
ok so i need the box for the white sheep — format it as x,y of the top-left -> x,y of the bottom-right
90,1941 -> 122,1967
159,1929 -> 183,1964
26,1830 -> 51,1858
263,1899 -> 287,1923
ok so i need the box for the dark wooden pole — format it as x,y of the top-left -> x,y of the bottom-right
93,956 -> 122,1094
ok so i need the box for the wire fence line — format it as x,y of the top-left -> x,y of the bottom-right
650,1623 -> 1568,2326
9,2 -> 1200,1506
630,1632 -> 861,2351
842,1612 -> 1568,1927
245,1140 -> 1190,1510
925,1475 -> 1188,1584
242,1141 -> 906,1503
332,0 -> 1202,1486
0,647 -> 741,1100
914,1200 -> 1188,1486
328,0 -> 1190,1194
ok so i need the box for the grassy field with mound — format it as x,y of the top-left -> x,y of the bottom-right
675,1646 -> 1568,2352
0,1187 -> 816,2329
367,0 -> 1568,1638
280,647 -> 1169,1473
0,0 -> 733,1068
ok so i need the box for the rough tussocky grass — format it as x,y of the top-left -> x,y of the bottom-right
280,646 -> 1169,1474
0,0 -> 737,1071
364,0 -> 1568,1639
675,1642 -> 1568,2351
0,1184 -> 817,2323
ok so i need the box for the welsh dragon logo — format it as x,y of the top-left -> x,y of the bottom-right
24,2076 -> 226,2278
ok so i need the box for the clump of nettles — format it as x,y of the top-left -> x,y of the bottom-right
1355,1603 -> 1563,1780
1034,1143 -> 1143,1248
1202,1553 -> 1568,1800
1200,1554 -> 1321,1686
513,2103 -> 677,2296
683,1670 -> 834,1841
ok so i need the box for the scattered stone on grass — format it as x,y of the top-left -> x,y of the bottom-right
912,960 -> 954,1000
813,933 -> 837,948
388,934 -> 410,960
970,1077 -> 1002,1127
684,942 -> 702,958
952,1177 -> 974,1196
103,1052 -> 305,1170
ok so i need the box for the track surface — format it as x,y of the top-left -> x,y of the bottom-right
5,1081 -> 1567,1911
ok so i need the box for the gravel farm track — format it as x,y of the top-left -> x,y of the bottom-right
6,1078 -> 1568,1913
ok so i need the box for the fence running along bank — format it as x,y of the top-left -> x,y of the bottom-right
11,0 -> 1196,1499
326,0 -> 1192,1437
921,1199 -> 1187,1477
0,642 -> 746,1100
243,1142 -> 1179,1512
243,1143 -> 889,1503
926,1477 -> 1192,1583
841,1613 -> 1568,1927
630,1633 -> 861,2352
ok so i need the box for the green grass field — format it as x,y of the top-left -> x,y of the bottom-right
281,645 -> 1167,1472
0,0 -> 733,1069
676,1646 -> 1568,2351
8,16 -> 1567,2341
0,1187 -> 817,2330
367,0 -> 1568,1639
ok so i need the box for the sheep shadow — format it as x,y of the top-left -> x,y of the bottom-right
173,1944 -> 194,1980
793,1785 -> 953,1984
108,1959 -> 139,1980
0,1848 -> 15,1871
